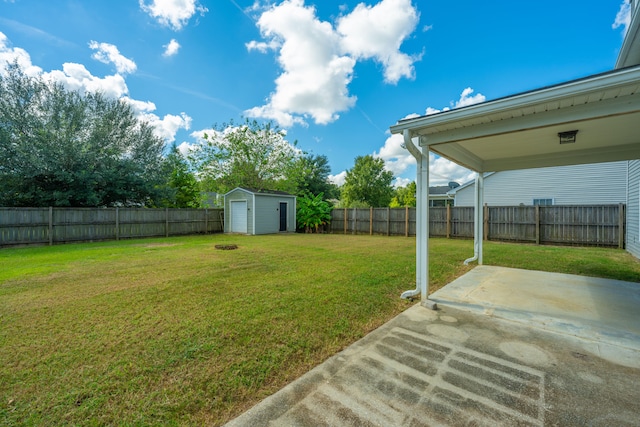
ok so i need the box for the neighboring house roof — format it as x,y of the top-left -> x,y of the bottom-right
429,185 -> 452,195
224,187 -> 295,197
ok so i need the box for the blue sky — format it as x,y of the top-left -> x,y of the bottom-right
0,0 -> 632,188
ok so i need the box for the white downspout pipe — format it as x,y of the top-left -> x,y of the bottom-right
464,172 -> 484,265
400,131 -> 433,308
401,130 -> 422,300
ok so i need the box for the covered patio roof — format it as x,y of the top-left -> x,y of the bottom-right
390,65 -> 640,173
389,2 -> 640,305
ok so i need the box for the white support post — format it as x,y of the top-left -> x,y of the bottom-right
478,172 -> 484,265
415,155 -> 423,292
419,145 -> 429,302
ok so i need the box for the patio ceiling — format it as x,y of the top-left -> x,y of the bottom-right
390,66 -> 640,173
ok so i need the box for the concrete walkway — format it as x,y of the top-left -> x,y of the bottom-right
225,267 -> 640,426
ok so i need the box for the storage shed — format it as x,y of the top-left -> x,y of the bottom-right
224,187 -> 296,235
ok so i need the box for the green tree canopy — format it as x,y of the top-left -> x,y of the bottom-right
163,145 -> 201,208
190,119 -> 299,194
390,181 -> 416,207
340,155 -> 394,207
0,62 -> 168,207
288,153 -> 338,199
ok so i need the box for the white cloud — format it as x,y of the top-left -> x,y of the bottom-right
454,87 -> 485,108
412,87 -> 485,117
393,176 -> 412,188
177,141 -> 197,156
163,39 -> 181,57
122,94 -> 193,141
89,41 -> 136,74
429,153 -> 475,186
122,97 -> 156,113
374,133 -> 415,176
374,87 -> 483,186
328,170 -> 347,186
612,1 -> 631,35
0,31 -> 42,76
246,0 -> 419,127
44,63 -> 129,98
245,39 -> 280,53
139,0 -> 208,31
245,0 -> 357,126
138,111 -> 192,142
1,32 -> 189,144
337,0 -> 420,84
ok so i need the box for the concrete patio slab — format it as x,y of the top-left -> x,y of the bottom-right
430,265 -> 640,361
225,268 -> 640,426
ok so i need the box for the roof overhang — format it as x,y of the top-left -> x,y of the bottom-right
390,66 -> 640,173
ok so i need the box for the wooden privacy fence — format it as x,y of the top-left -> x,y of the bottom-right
0,207 -> 224,247
330,204 -> 626,248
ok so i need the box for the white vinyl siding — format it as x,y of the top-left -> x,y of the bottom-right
627,160 -> 640,258
454,162 -> 627,207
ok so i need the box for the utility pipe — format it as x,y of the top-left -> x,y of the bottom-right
400,130 -> 430,304
464,172 -> 484,265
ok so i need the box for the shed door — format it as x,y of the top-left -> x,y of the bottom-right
279,202 -> 287,232
230,201 -> 248,233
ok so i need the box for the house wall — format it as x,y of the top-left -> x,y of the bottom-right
627,160 -> 640,258
253,195 -> 296,234
454,162 -> 628,207
224,190 -> 254,234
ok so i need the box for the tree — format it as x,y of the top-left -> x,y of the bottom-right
190,119 -> 299,194
0,62 -> 168,207
288,153 -> 338,199
390,181 -> 416,207
163,145 -> 201,208
340,155 -> 394,207
296,192 -> 332,233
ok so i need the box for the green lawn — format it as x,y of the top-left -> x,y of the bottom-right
1,234 -> 638,426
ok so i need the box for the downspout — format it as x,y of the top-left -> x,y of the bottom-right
464,172 -> 484,265
401,129 -> 423,300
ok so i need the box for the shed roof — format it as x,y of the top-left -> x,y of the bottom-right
224,187 -> 295,197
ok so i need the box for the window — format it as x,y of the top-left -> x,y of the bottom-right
533,198 -> 553,206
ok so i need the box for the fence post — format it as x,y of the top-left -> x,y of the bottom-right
165,207 -> 169,237
115,207 -> 120,241
48,207 -> 53,246
370,207 -> 373,235
387,207 -> 391,236
535,205 -> 541,245
353,208 -> 357,235
619,203 -> 625,249
344,208 -> 347,234
205,208 -> 209,234
446,204 -> 451,239
405,206 -> 409,237
484,204 -> 489,241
